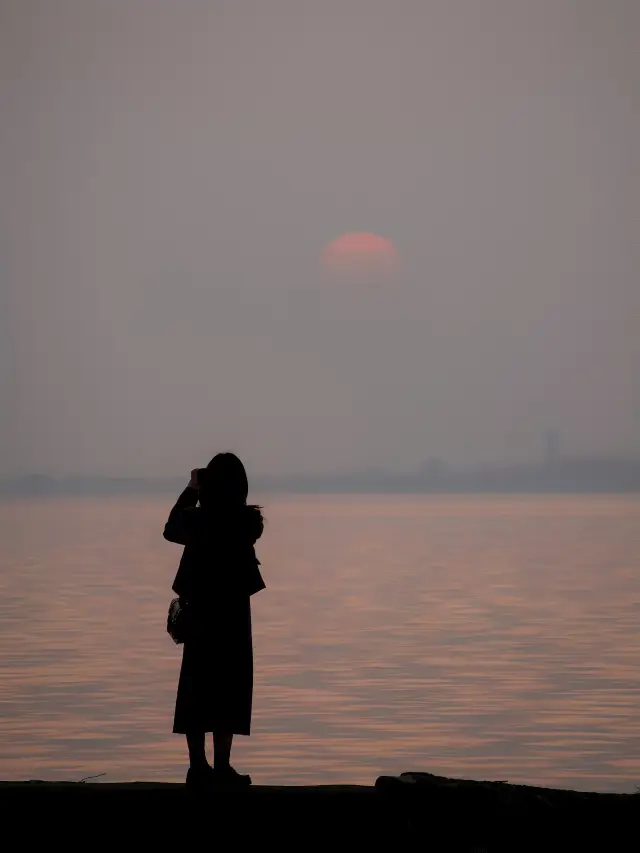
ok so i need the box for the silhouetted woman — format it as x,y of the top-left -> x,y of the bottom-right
163,453 -> 265,787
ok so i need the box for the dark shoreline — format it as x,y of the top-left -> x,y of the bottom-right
3,455 -> 640,497
3,774 -> 636,850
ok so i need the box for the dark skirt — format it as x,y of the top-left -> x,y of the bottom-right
173,596 -> 253,735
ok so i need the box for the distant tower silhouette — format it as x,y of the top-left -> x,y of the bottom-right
545,430 -> 559,465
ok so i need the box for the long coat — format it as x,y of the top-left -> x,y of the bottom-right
163,488 -> 265,735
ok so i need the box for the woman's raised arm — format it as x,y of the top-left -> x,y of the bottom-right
163,474 -> 200,545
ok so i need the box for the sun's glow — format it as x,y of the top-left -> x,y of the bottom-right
321,232 -> 399,281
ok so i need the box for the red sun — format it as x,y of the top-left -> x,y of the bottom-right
321,232 -> 399,281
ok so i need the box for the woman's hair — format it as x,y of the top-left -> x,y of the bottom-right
200,452 -> 249,506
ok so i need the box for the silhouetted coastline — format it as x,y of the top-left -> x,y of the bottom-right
2,457 -> 640,496
2,773 -> 636,849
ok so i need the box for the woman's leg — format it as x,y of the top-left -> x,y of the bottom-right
213,733 -> 233,769
186,732 -> 208,769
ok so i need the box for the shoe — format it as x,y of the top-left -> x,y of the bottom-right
185,764 -> 216,788
213,765 -> 252,787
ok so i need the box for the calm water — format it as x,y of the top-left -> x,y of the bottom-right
1,494 -> 639,791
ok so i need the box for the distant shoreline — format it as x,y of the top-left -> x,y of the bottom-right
2,457 -> 640,497
2,487 -> 640,497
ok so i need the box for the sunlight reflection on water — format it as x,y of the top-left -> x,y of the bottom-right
1,494 -> 639,791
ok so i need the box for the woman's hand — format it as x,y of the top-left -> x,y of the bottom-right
188,468 -> 200,490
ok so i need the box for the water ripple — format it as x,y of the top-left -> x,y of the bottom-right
0,494 -> 638,790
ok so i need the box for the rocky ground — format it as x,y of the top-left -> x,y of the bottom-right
2,772 -> 637,850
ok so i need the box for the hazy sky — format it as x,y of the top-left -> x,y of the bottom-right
2,0 -> 638,476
